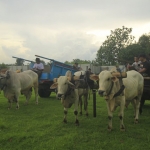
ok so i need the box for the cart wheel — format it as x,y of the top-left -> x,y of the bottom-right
38,89 -> 51,98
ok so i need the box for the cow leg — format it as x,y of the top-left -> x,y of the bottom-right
106,102 -> 113,131
79,96 -> 82,115
139,94 -> 145,115
118,98 -> 125,131
63,108 -> 68,123
15,98 -> 19,109
131,100 -> 136,117
84,94 -> 88,116
132,97 -> 141,124
15,90 -> 20,109
74,97 -> 79,126
25,90 -> 32,105
33,86 -> 38,104
16,97 -> 19,109
7,99 -> 12,109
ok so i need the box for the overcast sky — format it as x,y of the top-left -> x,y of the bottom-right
0,0 -> 150,64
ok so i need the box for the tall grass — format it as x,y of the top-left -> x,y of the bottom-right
0,92 -> 150,150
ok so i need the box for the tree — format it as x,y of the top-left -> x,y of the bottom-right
118,43 -> 143,65
95,26 -> 135,65
0,63 -> 8,69
64,59 -> 91,64
138,34 -> 150,53
15,58 -> 25,66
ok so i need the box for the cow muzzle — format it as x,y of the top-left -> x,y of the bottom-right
57,93 -> 64,99
98,90 -> 105,96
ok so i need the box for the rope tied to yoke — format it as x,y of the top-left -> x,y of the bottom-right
113,71 -> 125,98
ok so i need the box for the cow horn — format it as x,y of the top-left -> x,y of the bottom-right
111,72 -> 127,78
53,78 -> 58,82
67,77 -> 71,81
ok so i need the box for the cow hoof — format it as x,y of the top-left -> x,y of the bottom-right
107,128 -> 112,132
75,120 -> 79,126
120,128 -> 125,131
16,106 -> 19,109
63,119 -> 67,124
134,119 -> 138,124
120,125 -> 125,131
107,126 -> 112,131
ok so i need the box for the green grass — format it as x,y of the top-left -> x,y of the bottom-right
0,92 -> 150,150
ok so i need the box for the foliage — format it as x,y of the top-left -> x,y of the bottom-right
138,33 -> 150,53
0,63 -> 8,69
94,26 -> 135,65
118,34 -> 150,65
0,93 -> 150,150
15,58 -> 25,66
64,59 -> 91,64
118,44 -> 143,65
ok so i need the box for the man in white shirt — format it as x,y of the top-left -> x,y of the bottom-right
32,58 -> 44,78
127,56 -> 141,71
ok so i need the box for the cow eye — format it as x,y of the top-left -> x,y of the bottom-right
107,78 -> 110,81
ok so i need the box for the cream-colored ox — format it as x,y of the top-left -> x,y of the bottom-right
50,71 -> 89,125
0,70 -> 38,109
90,69 -> 143,131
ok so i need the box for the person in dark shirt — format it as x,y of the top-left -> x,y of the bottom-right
138,54 -> 150,77
73,62 -> 82,71
88,68 -> 93,74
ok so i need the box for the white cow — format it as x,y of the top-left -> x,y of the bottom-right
50,71 -> 89,125
90,69 -> 143,131
0,70 -> 38,109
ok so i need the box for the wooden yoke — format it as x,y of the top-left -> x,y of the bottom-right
53,76 -> 80,83
111,72 -> 127,78
144,77 -> 150,80
72,76 -> 80,81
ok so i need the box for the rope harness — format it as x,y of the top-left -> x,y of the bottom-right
64,85 -> 75,99
107,71 -> 125,98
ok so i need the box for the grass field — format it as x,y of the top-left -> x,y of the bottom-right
0,92 -> 150,150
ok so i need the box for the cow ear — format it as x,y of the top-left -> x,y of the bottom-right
50,83 -> 58,89
111,76 -> 118,82
90,75 -> 99,81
